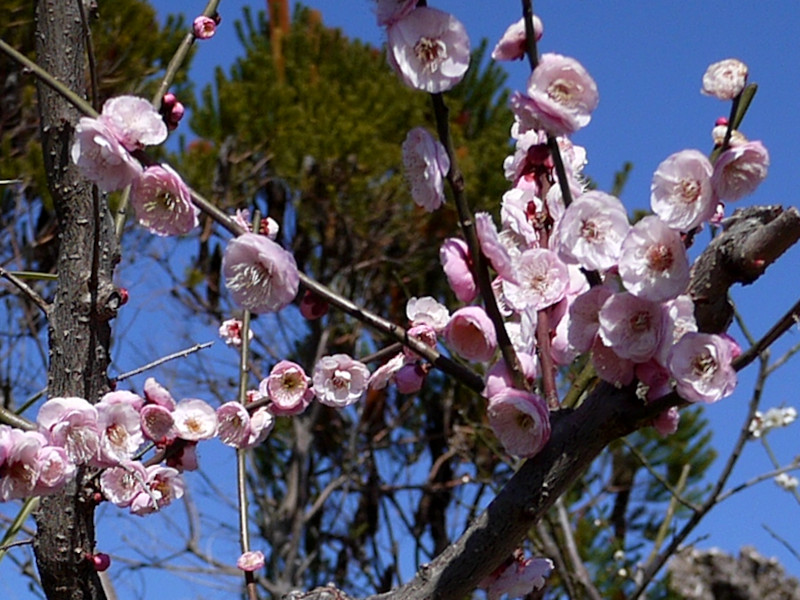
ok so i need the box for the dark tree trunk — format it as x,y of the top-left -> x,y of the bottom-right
32,1 -> 119,598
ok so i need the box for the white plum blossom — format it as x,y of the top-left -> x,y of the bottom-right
774,473 -> 799,491
130,164 -> 199,236
480,551 -> 553,600
554,190 -> 630,271
650,149 -> 716,231
598,292 -> 664,363
502,248 -> 569,312
514,53 -> 598,136
711,140 -> 769,201
312,354 -> 371,408
172,398 -> 218,441
71,118 -> 143,192
618,215 -> 690,302
749,406 -> 797,438
387,7 -> 470,93
401,127 -> 450,211
486,389 -> 550,458
406,296 -> 450,332
701,58 -> 748,100
491,17 -> 543,62
444,306 -> 497,362
99,95 -> 167,150
667,332 -> 737,403
222,233 -> 300,314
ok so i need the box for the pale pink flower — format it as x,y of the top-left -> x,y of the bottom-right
95,399 -> 144,466
100,390 -> 145,410
701,58 -> 748,100
590,337 -> 635,387
173,398 -> 218,441
500,187 -> 542,249
193,15 -> 217,39
71,118 -> 143,192
33,445 -> 75,495
403,323 -> 438,360
37,396 -> 100,465
222,233 -> 300,313
650,149 -> 716,231
312,354 -> 371,408
406,296 -> 450,332
502,248 -> 569,312
100,460 -> 148,507
518,53 -> 598,136
480,551 -> 553,600
166,441 -> 198,472
652,406 -> 680,437
444,306 -> 497,362
491,17 -> 543,62
130,465 -> 185,515
483,352 -> 539,399
402,127 -> 450,212
635,359 -> 673,402
387,7 -> 470,93
667,332 -> 737,403
711,140 -> 769,201
655,294 -> 698,367
440,237 -> 477,302
476,212 -> 517,282
218,318 -> 253,347
554,191 -> 630,271
139,404 -> 176,444
369,353 -> 407,390
216,402 -> 252,447
237,550 -> 266,572
0,429 -> 48,501
246,408 -> 275,447
261,361 -> 313,416
99,95 -> 167,151
395,363 -> 426,394
598,293 -> 664,363
618,216 -> 690,302
130,164 -> 199,236
143,377 -> 176,410
486,389 -> 550,458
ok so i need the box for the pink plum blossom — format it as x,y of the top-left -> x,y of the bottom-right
554,190 -> 630,271
33,445 -> 75,496
476,212 -> 517,282
667,332 -> 737,403
387,7 -> 470,93
140,404 -> 176,444
95,399 -> 144,466
37,396 -> 101,465
479,551 -> 553,600
486,389 -> 550,458
100,460 -> 148,507
590,337 -> 635,387
516,53 -> 598,136
237,550 -> 266,572
193,15 -> 217,39
598,292 -> 664,363
483,352 -> 539,399
701,58 -> 748,100
172,398 -> 218,441
440,237 -> 477,302
401,127 -> 450,212
216,402 -> 252,447
222,233 -> 300,314
130,164 -> 199,236
312,354 -> 371,408
444,306 -> 497,362
99,95 -> 167,151
491,17 -> 544,61
71,118 -> 143,192
261,360 -> 313,416
652,406 -> 681,437
299,290 -> 329,320
406,296 -> 450,332
0,429 -> 48,501
166,441 -> 198,472
500,187 -> 543,249
130,465 -> 185,515
403,323 -> 438,360
502,248 -> 569,312
218,318 -> 252,347
655,294 -> 698,367
143,377 -> 176,410
650,149 -> 716,231
711,140 -> 769,201
368,353 -> 406,390
618,215 -> 690,302
100,390 -> 145,411
395,363 -> 426,394
246,408 -> 275,447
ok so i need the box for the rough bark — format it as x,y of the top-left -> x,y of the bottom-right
32,1 -> 119,598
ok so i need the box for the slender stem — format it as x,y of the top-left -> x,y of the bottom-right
0,266 -> 50,313
644,463 -> 690,566
76,0 -> 99,111
0,497 -> 39,564
0,406 -> 36,431
114,341 -> 214,382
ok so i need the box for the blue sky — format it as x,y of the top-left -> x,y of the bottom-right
5,2 -> 800,598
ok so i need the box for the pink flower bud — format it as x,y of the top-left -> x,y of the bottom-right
89,552 -> 111,572
444,306 -> 497,363
299,290 -> 329,320
193,16 -> 217,40
237,550 -> 265,572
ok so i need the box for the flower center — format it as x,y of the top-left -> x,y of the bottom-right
679,178 -> 701,203
332,369 -> 352,391
547,78 -> 576,106
106,423 -> 128,449
227,262 -> 274,306
515,412 -> 534,431
414,37 -> 447,71
646,244 -> 674,272
580,219 -> 601,242
692,351 -> 717,378
630,311 -> 651,332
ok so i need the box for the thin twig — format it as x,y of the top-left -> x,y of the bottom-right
621,439 -> 698,512
114,341 -> 214,382
0,266 -> 49,313
555,497 -> 604,600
